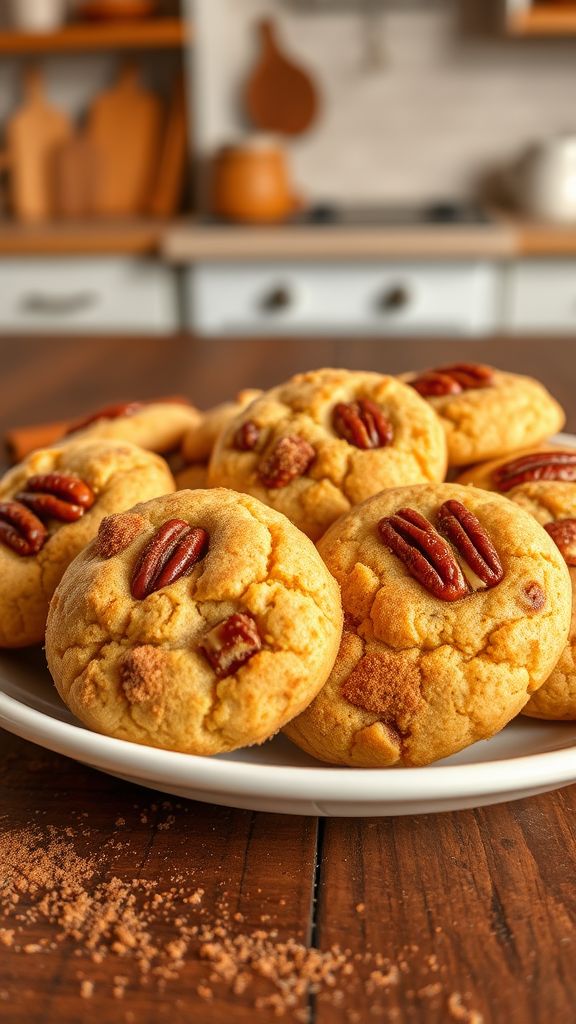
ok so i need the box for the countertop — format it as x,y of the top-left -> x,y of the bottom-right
1,334 -> 576,1024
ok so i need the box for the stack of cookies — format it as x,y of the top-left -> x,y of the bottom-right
2,364 -> 574,767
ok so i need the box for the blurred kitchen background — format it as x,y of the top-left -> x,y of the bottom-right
3,0 -> 576,337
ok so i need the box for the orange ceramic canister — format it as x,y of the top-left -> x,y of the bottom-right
211,137 -> 299,223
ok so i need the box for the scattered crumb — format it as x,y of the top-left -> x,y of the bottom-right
80,979 -> 94,999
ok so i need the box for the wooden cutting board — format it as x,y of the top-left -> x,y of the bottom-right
7,66 -> 72,222
148,75 -> 187,218
244,18 -> 319,137
87,63 -> 162,217
53,133 -> 99,219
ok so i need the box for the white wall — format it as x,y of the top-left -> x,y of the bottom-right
190,0 -> 576,203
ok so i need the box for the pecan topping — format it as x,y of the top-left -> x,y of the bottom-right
522,581 -> 546,611
66,400 -> 145,435
333,398 -> 393,449
493,451 -> 576,492
199,612 -> 262,677
378,507 -> 469,601
131,519 -> 209,599
436,500 -> 504,589
258,436 -> 315,489
410,363 -> 494,398
233,420 -> 261,452
378,501 -> 504,600
15,473 -> 95,523
544,518 -> 576,566
96,512 -> 145,559
0,500 -> 47,556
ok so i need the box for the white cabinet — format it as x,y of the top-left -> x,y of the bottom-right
0,259 -> 177,334
505,260 -> 576,333
186,261 -> 498,336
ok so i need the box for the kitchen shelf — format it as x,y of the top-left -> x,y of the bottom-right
0,220 -> 169,256
507,6 -> 576,35
0,18 -> 188,54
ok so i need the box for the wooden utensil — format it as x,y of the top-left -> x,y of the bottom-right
244,18 -> 319,137
148,75 -> 187,218
87,63 -> 162,217
7,65 -> 72,222
53,132 -> 98,219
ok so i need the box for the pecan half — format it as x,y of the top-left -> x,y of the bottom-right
16,473 -> 95,523
199,612 -> 262,677
436,499 -> 504,589
0,500 -> 47,556
333,398 -> 393,449
493,451 -> 576,492
233,420 -> 261,452
544,518 -> 576,566
131,519 -> 209,599
258,436 -> 315,489
410,363 -> 494,398
66,400 -> 145,435
378,507 -> 469,601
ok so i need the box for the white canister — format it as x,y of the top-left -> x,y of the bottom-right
513,134 -> 576,224
9,0 -> 68,32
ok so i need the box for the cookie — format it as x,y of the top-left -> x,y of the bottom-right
208,369 -> 447,541
64,399 -> 201,455
0,440 -> 175,648
399,364 -> 565,467
45,488 -> 343,755
176,390 -> 261,492
283,482 -> 571,766
458,446 -> 576,720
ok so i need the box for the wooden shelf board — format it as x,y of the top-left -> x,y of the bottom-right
0,18 -> 188,53
0,220 -> 169,255
507,7 -> 576,35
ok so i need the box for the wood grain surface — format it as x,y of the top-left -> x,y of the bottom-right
1,333 -> 576,1023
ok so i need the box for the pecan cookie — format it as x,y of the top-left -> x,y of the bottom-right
459,446 -> 576,720
399,364 -> 565,468
64,399 -> 201,456
208,369 -> 447,541
0,440 -> 175,648
45,488 -> 343,755
283,482 -> 571,766
175,390 -> 261,491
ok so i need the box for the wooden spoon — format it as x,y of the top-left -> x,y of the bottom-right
244,18 -> 319,137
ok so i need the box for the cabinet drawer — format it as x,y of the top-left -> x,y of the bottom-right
186,261 -> 497,336
0,259 -> 177,334
506,260 -> 576,332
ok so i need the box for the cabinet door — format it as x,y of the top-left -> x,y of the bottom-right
0,259 -> 177,333
186,261 -> 498,336
505,260 -> 576,333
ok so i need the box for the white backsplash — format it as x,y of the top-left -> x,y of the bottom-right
191,0 -> 576,203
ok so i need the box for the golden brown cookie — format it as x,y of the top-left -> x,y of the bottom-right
45,488 -> 343,755
283,482 -> 571,766
208,368 -> 447,541
176,390 -> 261,492
64,400 -> 201,455
400,364 -> 565,467
0,440 -> 175,648
458,445 -> 576,720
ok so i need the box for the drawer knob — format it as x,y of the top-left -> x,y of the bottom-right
376,284 -> 411,313
259,285 -> 293,313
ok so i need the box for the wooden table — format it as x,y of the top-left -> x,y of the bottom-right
1,334 -> 576,1024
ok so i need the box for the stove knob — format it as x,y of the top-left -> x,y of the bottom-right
376,284 -> 411,313
260,284 -> 293,313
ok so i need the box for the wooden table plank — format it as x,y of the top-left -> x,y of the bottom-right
0,733 -> 318,1023
316,791 -> 576,1024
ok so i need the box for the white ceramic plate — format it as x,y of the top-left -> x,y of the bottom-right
1,433 -> 576,817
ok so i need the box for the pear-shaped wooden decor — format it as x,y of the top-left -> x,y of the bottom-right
244,18 -> 319,137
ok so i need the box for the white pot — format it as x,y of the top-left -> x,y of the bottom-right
9,0 -> 67,32
513,134 -> 576,223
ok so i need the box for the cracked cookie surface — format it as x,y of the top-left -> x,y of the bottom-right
400,367 -> 565,468
459,447 -> 576,720
45,488 -> 343,755
208,369 -> 447,541
283,482 -> 571,766
0,439 -> 175,648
